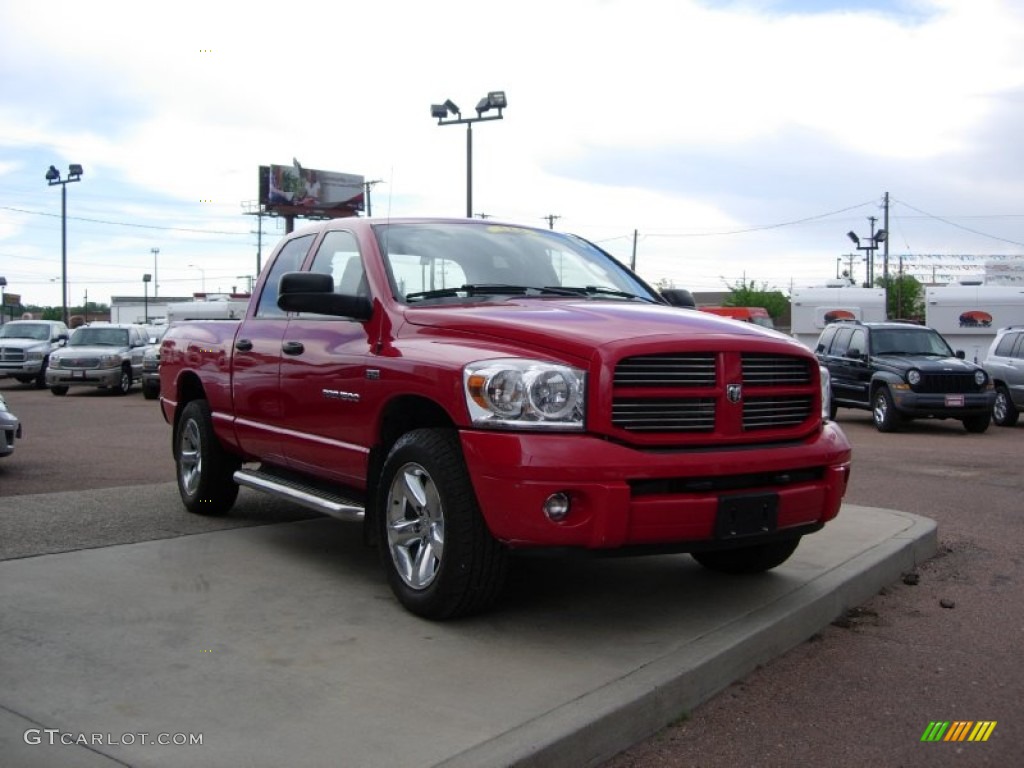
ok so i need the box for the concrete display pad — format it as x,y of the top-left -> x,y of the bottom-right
0,502 -> 935,768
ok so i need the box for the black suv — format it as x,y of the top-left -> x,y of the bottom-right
814,320 -> 994,433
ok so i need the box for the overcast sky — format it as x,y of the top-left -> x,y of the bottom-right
2,0 -> 1023,310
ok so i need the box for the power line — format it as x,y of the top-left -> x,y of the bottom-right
893,199 -> 1024,247
0,205 -> 250,236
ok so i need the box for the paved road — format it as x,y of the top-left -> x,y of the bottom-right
2,378 -> 1021,764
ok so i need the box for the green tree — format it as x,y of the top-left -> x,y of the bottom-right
724,278 -> 789,320
875,274 -> 924,320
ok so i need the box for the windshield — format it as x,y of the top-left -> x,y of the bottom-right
70,327 -> 130,347
872,328 -> 954,356
373,222 -> 655,304
0,323 -> 50,341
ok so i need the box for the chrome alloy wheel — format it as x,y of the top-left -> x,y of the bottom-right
385,462 -> 445,590
178,417 -> 202,497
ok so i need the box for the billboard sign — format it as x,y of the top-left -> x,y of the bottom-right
259,164 -> 364,218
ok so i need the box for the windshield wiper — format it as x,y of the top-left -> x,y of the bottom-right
552,286 -> 652,301
405,284 -> 583,302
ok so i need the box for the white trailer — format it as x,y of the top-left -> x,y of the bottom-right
164,298 -> 249,324
925,284 -> 1024,362
789,282 -> 886,349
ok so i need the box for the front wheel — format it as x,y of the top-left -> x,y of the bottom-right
142,381 -> 160,400
34,358 -> 48,389
50,385 -> 69,396
175,399 -> 240,514
377,428 -> 508,619
872,387 -> 903,432
692,536 -> 802,574
992,386 -> 1019,427
113,365 -> 132,395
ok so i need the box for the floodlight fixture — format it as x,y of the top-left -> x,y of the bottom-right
873,229 -> 887,243
430,90 -> 508,217
846,231 -> 860,245
68,164 -> 84,179
46,165 -> 60,182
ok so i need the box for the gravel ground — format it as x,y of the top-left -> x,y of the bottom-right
603,411 -> 1023,767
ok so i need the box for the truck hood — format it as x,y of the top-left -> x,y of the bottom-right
402,299 -> 801,360
0,338 -> 52,352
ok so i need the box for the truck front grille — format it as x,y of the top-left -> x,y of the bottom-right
611,352 -> 816,437
0,347 -> 27,363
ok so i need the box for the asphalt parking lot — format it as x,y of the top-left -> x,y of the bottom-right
1,378 -> 1020,766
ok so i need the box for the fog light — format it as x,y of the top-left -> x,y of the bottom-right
543,492 -> 571,522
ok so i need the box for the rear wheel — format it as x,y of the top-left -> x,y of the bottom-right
692,536 -> 802,574
962,412 -> 990,434
175,399 -> 240,514
872,387 -> 903,433
992,386 -> 1019,427
377,428 -> 508,619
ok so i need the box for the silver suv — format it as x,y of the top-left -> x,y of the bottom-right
0,320 -> 69,388
983,325 -> 1024,427
46,324 -> 149,396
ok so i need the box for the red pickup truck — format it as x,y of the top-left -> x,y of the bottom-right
159,218 -> 851,618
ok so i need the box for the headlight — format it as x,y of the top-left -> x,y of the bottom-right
26,350 -> 45,361
464,358 -> 585,430
98,355 -> 121,369
907,369 -> 921,386
49,357 -> 63,369
975,369 -> 987,386
819,365 -> 832,421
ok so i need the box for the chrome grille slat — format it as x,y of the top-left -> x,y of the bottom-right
614,354 -> 716,387
742,353 -> 812,385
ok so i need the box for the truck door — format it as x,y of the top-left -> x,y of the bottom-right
278,230 -> 374,486
231,233 -> 315,464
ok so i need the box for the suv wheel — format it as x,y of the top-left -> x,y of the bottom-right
962,413 -> 990,433
873,387 -> 903,433
50,385 -> 69,396
992,385 -> 1019,427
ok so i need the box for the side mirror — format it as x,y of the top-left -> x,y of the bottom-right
846,348 -> 862,360
956,350 -> 965,359
277,272 -> 372,320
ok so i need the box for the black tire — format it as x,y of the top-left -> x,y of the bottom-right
34,358 -> 48,389
872,387 -> 903,433
142,381 -> 160,400
962,412 -> 990,434
692,536 -> 802,574
50,385 -> 69,396
14,376 -> 34,385
992,386 -> 1019,427
376,428 -> 508,620
113,365 -> 132,395
828,398 -> 838,421
174,399 -> 240,515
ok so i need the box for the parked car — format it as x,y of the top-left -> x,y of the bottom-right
0,392 -> 21,457
141,326 -> 168,400
0,319 -> 69,388
45,323 -> 149,396
815,320 -> 994,433
982,325 -> 1024,427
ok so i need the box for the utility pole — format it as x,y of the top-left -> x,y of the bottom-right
543,214 -> 561,230
630,229 -> 639,271
882,191 -> 891,318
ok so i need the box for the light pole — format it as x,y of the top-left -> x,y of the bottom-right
431,91 -> 507,218
189,264 -> 207,294
846,218 -> 887,289
45,164 -> 84,325
151,247 -> 160,297
0,276 -> 6,324
143,273 -> 152,324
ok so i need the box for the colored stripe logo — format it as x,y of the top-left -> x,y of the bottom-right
921,721 -> 997,742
